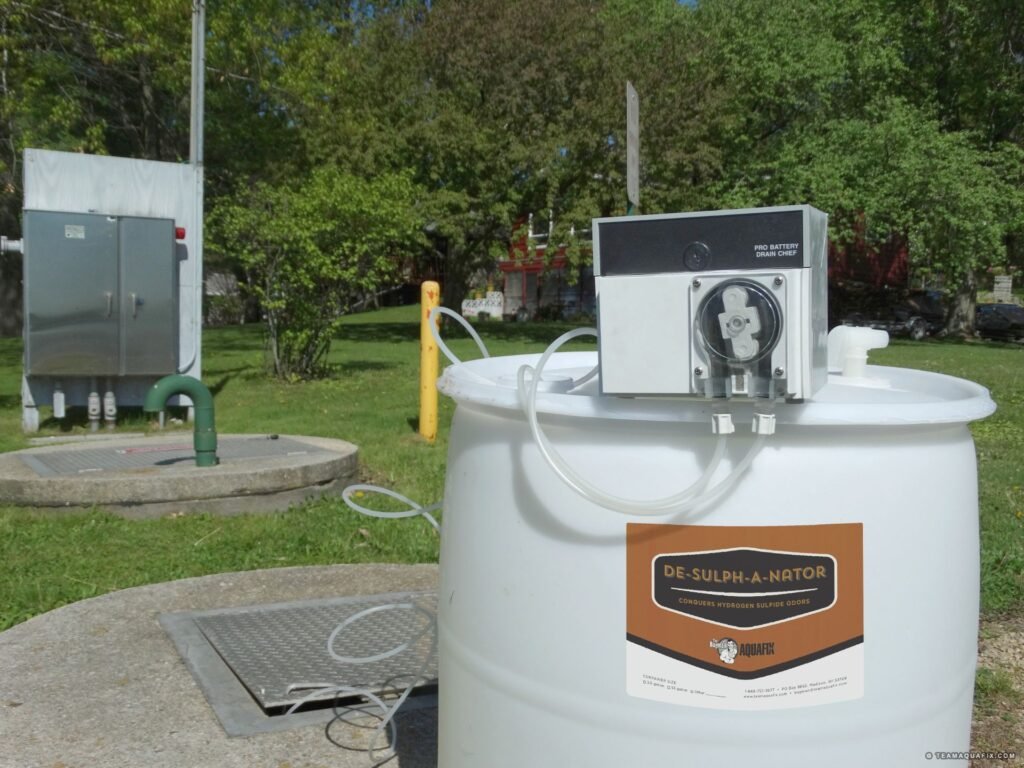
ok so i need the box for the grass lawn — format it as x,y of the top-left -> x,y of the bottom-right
0,304 -> 1022,631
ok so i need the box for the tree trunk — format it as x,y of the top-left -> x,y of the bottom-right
441,241 -> 473,310
945,270 -> 977,337
139,57 -> 159,158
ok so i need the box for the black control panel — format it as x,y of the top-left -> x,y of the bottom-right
596,209 -> 805,275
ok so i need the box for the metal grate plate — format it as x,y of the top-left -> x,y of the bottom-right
190,592 -> 437,711
20,435 -> 327,476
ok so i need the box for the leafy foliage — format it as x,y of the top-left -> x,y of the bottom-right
1,0 -> 1022,339
211,168 -> 424,378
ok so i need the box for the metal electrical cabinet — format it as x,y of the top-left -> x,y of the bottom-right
23,210 -> 178,377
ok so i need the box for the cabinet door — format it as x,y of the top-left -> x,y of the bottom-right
119,216 -> 178,375
23,211 -> 119,375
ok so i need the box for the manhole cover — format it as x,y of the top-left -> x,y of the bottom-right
21,436 -> 326,476
160,591 -> 438,736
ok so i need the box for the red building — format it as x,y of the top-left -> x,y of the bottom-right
498,214 -> 595,320
829,228 -> 910,288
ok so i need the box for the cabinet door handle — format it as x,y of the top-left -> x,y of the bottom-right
105,292 -> 113,317
131,292 -> 139,318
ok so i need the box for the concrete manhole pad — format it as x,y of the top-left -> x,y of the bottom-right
20,435 -> 329,476
0,433 -> 358,515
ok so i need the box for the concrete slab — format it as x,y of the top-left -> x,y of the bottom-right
0,564 -> 439,768
0,433 -> 358,517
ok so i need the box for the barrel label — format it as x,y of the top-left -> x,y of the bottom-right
626,523 -> 863,710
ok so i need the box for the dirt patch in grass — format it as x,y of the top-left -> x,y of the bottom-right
972,615 -> 1024,766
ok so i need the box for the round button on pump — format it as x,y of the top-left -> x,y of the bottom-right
683,241 -> 711,271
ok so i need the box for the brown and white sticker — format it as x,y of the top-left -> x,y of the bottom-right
627,523 -> 863,710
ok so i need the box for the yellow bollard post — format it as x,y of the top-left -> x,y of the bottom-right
419,281 -> 441,443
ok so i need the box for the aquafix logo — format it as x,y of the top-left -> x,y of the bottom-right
710,637 -> 776,664
652,547 -> 837,630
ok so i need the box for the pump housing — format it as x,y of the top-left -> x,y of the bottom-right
593,205 -> 828,401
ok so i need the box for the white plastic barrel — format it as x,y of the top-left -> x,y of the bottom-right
436,351 -> 995,768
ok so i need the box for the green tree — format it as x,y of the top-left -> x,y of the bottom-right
254,0 -> 668,303
5,0 -> 1021,337
889,0 -> 1024,318
0,0 -> 194,228
764,98 -> 1023,330
211,168 -> 425,378
201,0 -> 310,197
679,0 -> 1024,333
403,0 -> 612,304
893,0 -> 1024,146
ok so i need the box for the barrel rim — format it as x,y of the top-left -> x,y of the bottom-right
436,351 -> 996,427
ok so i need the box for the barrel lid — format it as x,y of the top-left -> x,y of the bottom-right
436,351 -> 996,427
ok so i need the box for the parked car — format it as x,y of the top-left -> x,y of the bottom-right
975,303 -> 1024,342
830,283 -> 946,341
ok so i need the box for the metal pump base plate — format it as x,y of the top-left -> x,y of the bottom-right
160,591 -> 438,736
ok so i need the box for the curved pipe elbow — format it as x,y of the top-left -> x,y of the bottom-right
145,375 -> 218,467
144,375 -> 212,413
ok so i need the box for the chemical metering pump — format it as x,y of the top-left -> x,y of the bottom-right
593,205 -> 828,402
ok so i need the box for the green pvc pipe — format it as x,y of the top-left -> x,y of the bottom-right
144,375 -> 219,467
